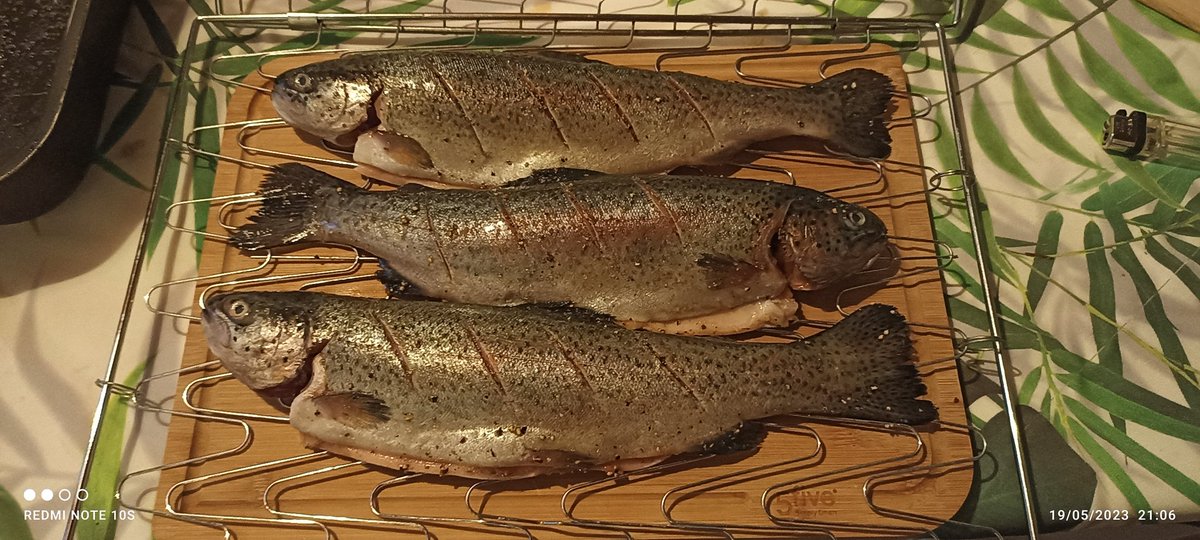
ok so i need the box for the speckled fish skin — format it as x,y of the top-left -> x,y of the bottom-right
271,50 -> 894,187
230,164 -> 889,330
202,292 -> 936,479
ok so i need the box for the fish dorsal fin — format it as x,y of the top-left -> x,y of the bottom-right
696,253 -> 764,289
505,168 -> 607,187
520,302 -> 618,326
312,392 -> 392,428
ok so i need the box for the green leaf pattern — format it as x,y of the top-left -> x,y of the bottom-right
919,0 -> 1200,527
0,486 -> 34,540
77,363 -> 146,540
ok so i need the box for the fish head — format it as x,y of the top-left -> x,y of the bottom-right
774,196 -> 889,290
272,61 -> 376,142
202,292 -> 320,393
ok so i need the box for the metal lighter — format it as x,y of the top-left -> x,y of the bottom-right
1103,109 -> 1200,169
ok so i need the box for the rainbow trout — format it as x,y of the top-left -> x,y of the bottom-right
230,164 -> 890,335
203,292 -> 937,479
271,50 -> 894,187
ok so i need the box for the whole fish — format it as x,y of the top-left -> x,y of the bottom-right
231,164 -> 890,335
203,291 -> 937,479
271,50 -> 894,187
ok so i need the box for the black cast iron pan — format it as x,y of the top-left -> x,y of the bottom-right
0,0 -> 131,224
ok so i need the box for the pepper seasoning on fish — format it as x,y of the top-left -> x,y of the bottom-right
202,292 -> 937,480
271,50 -> 895,187
230,164 -> 891,335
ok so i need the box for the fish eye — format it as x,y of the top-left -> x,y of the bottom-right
223,297 -> 255,324
291,73 -> 314,93
842,210 -> 868,229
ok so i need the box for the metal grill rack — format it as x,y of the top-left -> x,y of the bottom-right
69,1 -> 1037,538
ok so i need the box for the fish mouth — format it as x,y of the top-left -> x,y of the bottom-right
861,233 -> 893,266
860,250 -> 885,273
200,306 -> 231,349
837,236 -> 891,279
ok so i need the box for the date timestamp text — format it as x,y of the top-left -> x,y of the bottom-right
1050,509 -> 1177,522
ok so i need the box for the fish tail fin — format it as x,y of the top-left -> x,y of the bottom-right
809,304 -> 937,424
229,163 -> 358,251
806,68 -> 894,159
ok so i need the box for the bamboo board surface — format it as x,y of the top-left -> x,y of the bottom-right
154,44 -> 972,539
1137,0 -> 1200,32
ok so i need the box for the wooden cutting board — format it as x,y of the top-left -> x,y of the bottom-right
1137,0 -> 1200,33
154,43 -> 972,539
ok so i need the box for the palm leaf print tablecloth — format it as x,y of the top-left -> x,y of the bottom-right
922,0 -> 1200,534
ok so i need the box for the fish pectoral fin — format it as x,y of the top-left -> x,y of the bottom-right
353,130 -> 438,179
696,253 -> 763,290
695,422 -> 768,455
311,391 -> 392,429
504,168 -> 607,187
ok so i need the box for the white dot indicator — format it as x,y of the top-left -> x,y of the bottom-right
22,489 -> 35,502
40,489 -> 53,502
